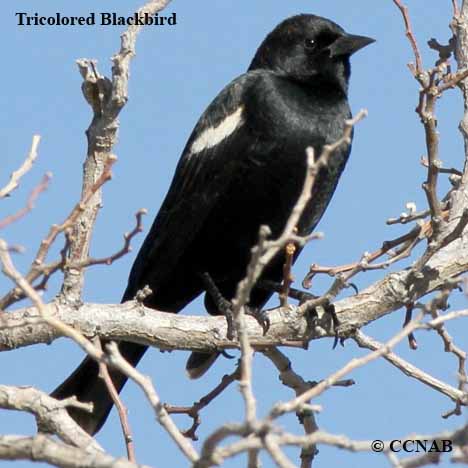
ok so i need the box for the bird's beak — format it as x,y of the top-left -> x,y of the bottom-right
328,33 -> 375,58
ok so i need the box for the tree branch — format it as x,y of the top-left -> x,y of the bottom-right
0,135 -> 41,199
0,385 -> 100,452
60,0 -> 173,305
0,434 -> 149,468
353,331 -> 465,405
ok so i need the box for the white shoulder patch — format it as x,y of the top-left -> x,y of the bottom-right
190,106 -> 244,155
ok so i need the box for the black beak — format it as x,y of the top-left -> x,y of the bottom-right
328,33 -> 375,58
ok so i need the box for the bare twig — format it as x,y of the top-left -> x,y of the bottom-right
105,342 -> 199,463
0,238 -> 103,361
71,208 -> 147,269
420,156 -> 462,176
231,225 -> 268,428
264,434 -> 296,468
424,309 -> 468,326
279,241 -> 296,307
303,222 -> 426,287
438,66 -> 468,92
387,208 -> 431,225
248,449 -> 261,468
95,338 -> 136,462
1,236 -> 200,463
0,173 -> 51,230
0,135 -> 41,198
391,2 -> 468,242
353,331 -> 465,405
0,385 -> 100,453
422,293 -> 467,418
392,0 -> 424,74
269,310 -> 426,419
164,368 -> 240,440
408,209 -> 468,276
211,424 -> 468,467
0,157 -> 116,310
0,205 -> 144,308
262,348 -> 319,467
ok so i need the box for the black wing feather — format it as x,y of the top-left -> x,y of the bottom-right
123,74 -> 255,301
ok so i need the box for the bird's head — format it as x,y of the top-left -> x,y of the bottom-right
249,14 -> 374,94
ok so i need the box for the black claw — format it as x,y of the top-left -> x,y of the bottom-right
246,306 -> 270,335
332,335 -> 346,349
200,272 -> 270,339
323,303 -> 342,349
306,306 -> 319,329
325,303 -> 339,326
302,306 -> 319,349
221,350 -> 235,359
348,282 -> 359,294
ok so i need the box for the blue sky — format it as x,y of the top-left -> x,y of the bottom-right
1,1 -> 466,467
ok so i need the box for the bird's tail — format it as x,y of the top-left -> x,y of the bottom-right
50,341 -> 147,435
185,351 -> 220,379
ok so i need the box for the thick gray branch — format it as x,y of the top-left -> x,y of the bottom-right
0,434 -> 149,468
0,386 -> 101,452
2,215 -> 468,355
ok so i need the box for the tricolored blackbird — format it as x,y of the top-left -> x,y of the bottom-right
52,14 -> 374,435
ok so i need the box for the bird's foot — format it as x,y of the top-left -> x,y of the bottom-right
200,272 -> 270,338
200,272 -> 236,339
303,301 -> 343,348
325,303 -> 344,349
244,306 -> 270,335
258,280 -> 343,347
294,292 -> 342,345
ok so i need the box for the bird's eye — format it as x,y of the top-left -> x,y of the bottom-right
304,38 -> 316,51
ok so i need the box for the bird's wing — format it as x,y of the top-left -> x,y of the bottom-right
123,73 -> 257,301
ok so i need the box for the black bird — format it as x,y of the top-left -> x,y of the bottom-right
52,14 -> 374,435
